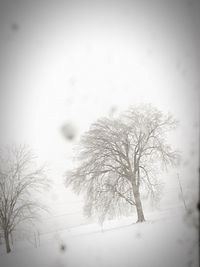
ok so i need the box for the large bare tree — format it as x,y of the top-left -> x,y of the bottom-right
0,145 -> 49,253
66,105 -> 179,224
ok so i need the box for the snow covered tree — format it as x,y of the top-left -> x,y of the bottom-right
0,145 -> 49,253
66,105 -> 179,223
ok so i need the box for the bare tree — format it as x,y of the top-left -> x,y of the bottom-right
66,104 -> 179,224
0,145 -> 49,253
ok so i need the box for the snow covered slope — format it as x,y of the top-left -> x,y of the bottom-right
1,208 -> 198,267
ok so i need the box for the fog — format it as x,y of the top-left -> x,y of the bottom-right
0,0 -> 199,266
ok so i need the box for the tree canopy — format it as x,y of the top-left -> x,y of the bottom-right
66,104 -> 179,223
0,145 -> 49,253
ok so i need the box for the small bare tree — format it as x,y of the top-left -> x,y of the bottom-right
0,145 -> 49,253
66,104 -> 179,224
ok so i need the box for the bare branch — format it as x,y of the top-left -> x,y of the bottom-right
65,104 -> 179,224
0,145 -> 50,253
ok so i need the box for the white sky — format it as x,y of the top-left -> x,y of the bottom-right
0,0 -> 199,228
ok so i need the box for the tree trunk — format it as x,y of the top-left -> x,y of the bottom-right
4,231 -> 11,253
133,187 -> 145,223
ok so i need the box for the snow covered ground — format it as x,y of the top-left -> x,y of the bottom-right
0,207 -> 198,267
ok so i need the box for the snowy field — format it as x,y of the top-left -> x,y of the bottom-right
0,207 -> 198,267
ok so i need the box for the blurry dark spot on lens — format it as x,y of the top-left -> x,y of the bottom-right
61,123 -> 76,141
60,243 -> 67,252
197,202 -> 200,211
11,23 -> 19,31
66,133 -> 74,140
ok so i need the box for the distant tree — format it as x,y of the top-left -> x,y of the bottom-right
0,145 -> 49,253
66,105 -> 179,224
